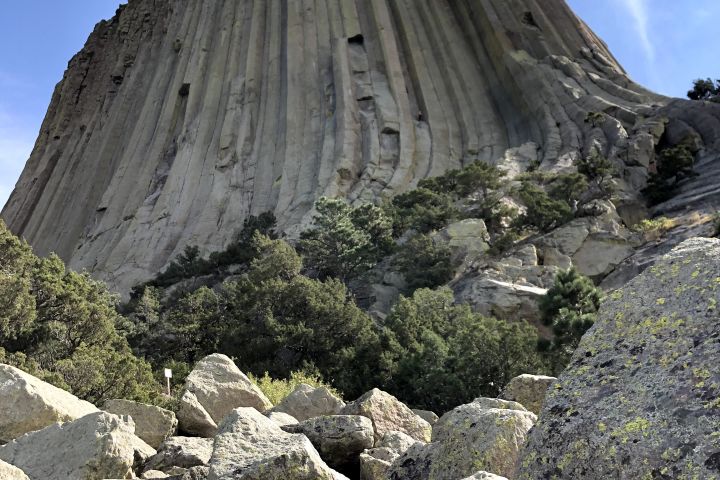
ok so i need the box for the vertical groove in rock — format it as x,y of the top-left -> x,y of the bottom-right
3,0 -> 719,293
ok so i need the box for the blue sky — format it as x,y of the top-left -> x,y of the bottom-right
1,1 -> 718,208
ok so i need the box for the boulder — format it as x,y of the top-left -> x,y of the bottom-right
104,399 -> 178,448
0,460 -> 29,480
144,436 -> 213,473
340,389 -> 431,443
167,466 -> 210,480
271,383 -> 345,422
177,354 -> 272,437
0,364 -> 98,442
461,472 -> 508,480
0,411 -> 155,480
499,374 -> 557,415
571,235 -> 634,279
518,238 -> 720,479
283,415 -> 374,472
454,277 -> 546,323
360,431 -> 418,480
266,411 -> 299,426
388,398 -> 536,480
207,407 -> 339,480
437,219 -> 490,259
142,471 -> 170,479
411,409 -> 439,426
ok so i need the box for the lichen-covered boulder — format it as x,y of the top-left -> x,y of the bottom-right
340,389 -> 431,443
360,431 -> 418,480
142,470 -> 170,479
283,415 -> 374,471
0,460 -> 29,480
143,436 -> 213,473
0,412 -> 155,480
0,364 -> 98,442
177,354 -> 272,437
104,398 -> 178,448
518,237 -> 720,479
499,374 -> 557,415
387,398 -> 536,480
167,466 -> 209,480
271,383 -> 345,422
412,410 -> 439,426
206,407 -> 339,480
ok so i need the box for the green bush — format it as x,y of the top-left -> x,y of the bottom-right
300,197 -> 393,281
388,188 -> 459,235
248,370 -> 342,405
516,182 -> 573,232
539,268 -> 602,372
381,288 -> 547,412
0,220 -> 161,405
396,234 -> 457,290
643,145 -> 695,205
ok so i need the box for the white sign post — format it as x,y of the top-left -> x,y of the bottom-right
164,369 -> 172,396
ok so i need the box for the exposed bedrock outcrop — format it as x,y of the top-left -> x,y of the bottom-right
4,0 -> 719,293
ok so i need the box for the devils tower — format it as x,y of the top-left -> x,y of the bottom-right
3,0 -> 719,293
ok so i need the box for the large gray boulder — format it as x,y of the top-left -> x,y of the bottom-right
283,415 -> 374,471
388,398 -> 536,480
0,411 -> 155,480
499,374 -> 557,415
340,389 -> 431,443
461,473 -> 508,480
271,383 -> 345,422
104,398 -> 178,448
0,364 -> 98,443
0,460 -> 29,480
518,238 -> 720,479
360,431 -> 418,480
177,354 -> 272,437
144,436 -> 213,473
206,407 -> 340,480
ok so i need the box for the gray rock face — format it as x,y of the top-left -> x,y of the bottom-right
518,237 -> 720,479
388,398 -> 536,480
411,410 -> 439,426
461,473 -> 508,480
499,374 -> 557,415
0,460 -> 29,480
0,412 -> 155,480
177,354 -> 272,437
207,407 -> 338,480
266,411 -> 299,427
0,364 -> 99,443
144,436 -> 213,473
341,388 -> 431,443
360,431 -> 419,480
271,383 -> 345,422
6,0 -> 719,296
104,398 -> 178,449
283,415 -> 374,471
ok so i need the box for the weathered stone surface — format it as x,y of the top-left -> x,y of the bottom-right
177,354 -> 271,437
341,389 -> 431,443
454,277 -> 547,323
142,470 -> 170,479
207,407 -> 339,480
266,411 -> 298,427
411,409 -> 439,426
461,472 -> 508,480
144,436 -> 213,473
167,466 -> 210,480
518,238 -> 720,479
361,430 -> 418,479
0,412 -> 155,480
104,398 -> 177,448
437,219 -> 490,259
499,374 -> 557,415
0,364 -> 99,443
271,383 -> 345,422
0,460 -> 29,480
388,398 -> 536,480
6,0 -> 719,299
283,415 -> 374,471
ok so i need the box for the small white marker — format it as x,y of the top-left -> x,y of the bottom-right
164,369 -> 172,396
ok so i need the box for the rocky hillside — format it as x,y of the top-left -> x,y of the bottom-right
3,0 -> 719,294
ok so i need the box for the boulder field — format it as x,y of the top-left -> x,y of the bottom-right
0,238 -> 717,479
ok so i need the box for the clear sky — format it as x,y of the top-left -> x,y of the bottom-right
0,1 -> 718,208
